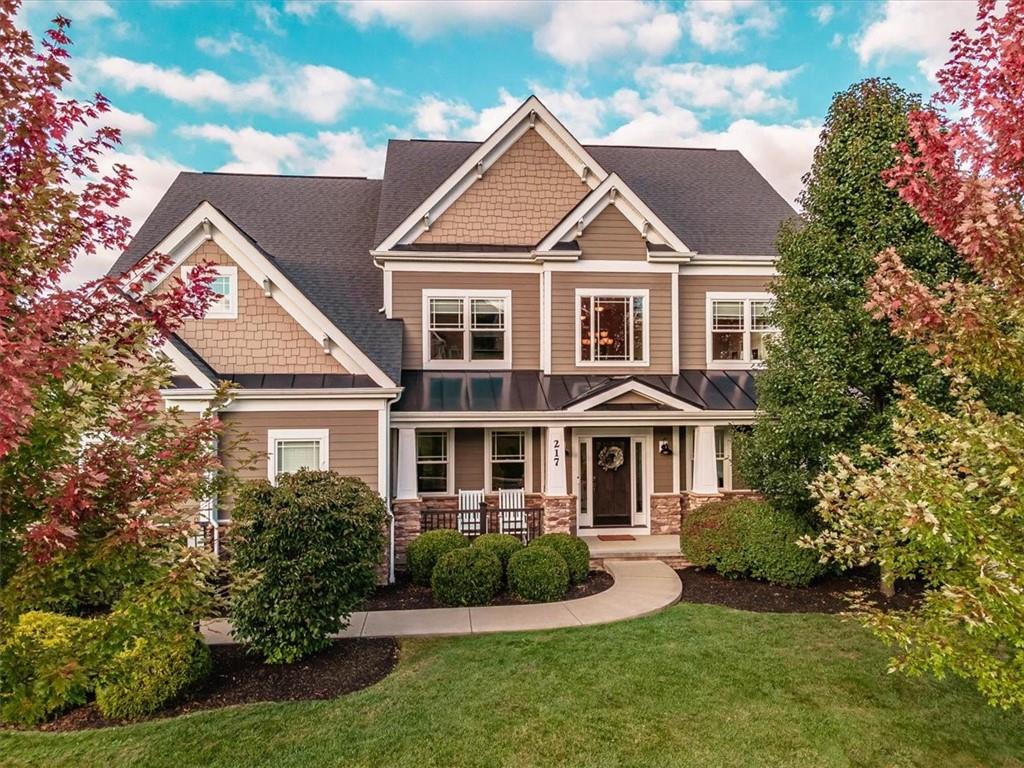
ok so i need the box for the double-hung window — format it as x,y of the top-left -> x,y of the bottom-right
416,430 -> 450,494
423,291 -> 511,368
577,289 -> 649,365
184,265 -> 237,319
267,429 -> 329,482
707,293 -> 778,367
487,430 -> 529,491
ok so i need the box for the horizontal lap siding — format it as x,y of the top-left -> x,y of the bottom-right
679,275 -> 774,369
551,272 -> 674,375
578,206 -> 646,261
454,428 -> 485,491
653,426 -> 674,493
392,272 -> 540,369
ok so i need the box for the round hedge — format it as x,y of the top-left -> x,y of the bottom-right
507,547 -> 569,603
472,533 -> 523,578
407,529 -> 470,586
528,533 -> 589,585
431,547 -> 502,607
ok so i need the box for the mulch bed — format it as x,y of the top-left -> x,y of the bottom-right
677,567 -> 923,614
363,569 -> 614,611
29,637 -> 398,733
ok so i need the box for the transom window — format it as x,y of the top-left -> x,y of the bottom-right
184,265 -> 237,319
416,430 -> 450,494
488,430 -> 528,491
707,293 -> 778,367
423,291 -> 511,369
267,429 -> 328,482
577,290 -> 649,365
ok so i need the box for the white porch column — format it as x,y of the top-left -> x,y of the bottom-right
691,425 -> 720,495
396,427 -> 419,500
544,425 -> 568,495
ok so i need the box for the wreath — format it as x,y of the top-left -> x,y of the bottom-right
597,445 -> 625,472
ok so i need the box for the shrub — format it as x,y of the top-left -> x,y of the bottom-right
680,499 -> 825,587
230,470 -> 388,664
472,533 -> 523,580
507,547 -> 569,603
431,548 -> 502,607
95,628 -> 210,720
407,529 -> 469,587
529,533 -> 590,585
0,611 -> 100,725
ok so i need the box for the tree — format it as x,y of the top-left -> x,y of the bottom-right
809,0 -> 1024,709
735,79 -> 961,520
0,1 -> 222,622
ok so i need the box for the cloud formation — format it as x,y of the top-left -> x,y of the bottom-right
855,0 -> 975,80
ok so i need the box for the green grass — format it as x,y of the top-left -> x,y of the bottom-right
3,603 -> 1022,768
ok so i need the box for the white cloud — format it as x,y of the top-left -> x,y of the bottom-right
812,4 -> 834,24
195,32 -> 249,56
285,65 -> 376,124
855,0 -> 976,80
313,130 -> 388,177
634,62 -> 797,115
283,1 -> 319,20
681,0 -> 780,52
83,106 -> 156,141
413,96 -> 478,139
337,0 -> 546,39
252,2 -> 284,34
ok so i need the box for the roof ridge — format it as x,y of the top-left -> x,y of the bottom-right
195,171 -> 376,180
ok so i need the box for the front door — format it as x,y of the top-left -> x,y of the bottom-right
591,437 -> 632,526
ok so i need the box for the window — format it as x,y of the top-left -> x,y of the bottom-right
577,290 -> 648,365
707,293 -> 778,367
184,265 -> 237,319
416,430 -> 450,494
267,429 -> 328,482
488,430 -> 528,491
423,291 -> 511,368
684,426 -> 748,491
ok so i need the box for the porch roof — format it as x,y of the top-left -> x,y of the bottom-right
394,370 -> 758,412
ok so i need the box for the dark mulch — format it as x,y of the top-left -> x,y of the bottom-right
32,637 -> 398,732
364,569 -> 614,611
677,567 -> 923,614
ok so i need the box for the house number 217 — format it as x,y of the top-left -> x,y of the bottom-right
552,439 -> 560,466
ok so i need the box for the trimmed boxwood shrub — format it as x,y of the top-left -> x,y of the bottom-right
431,548 -> 502,607
407,529 -> 469,586
507,547 -> 569,603
472,533 -> 523,580
95,628 -> 210,720
680,499 -> 825,587
529,533 -> 589,585
230,470 -> 388,664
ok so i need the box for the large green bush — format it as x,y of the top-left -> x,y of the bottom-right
407,529 -> 469,586
680,499 -> 825,587
507,547 -> 569,603
431,548 -> 502,607
471,533 -> 523,581
230,470 -> 388,664
529,533 -> 589,585
95,628 -> 210,720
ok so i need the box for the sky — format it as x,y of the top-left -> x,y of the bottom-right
14,0 -> 980,285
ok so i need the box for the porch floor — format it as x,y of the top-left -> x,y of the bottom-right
581,534 -> 682,559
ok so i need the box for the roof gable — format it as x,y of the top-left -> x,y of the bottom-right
564,379 -> 701,412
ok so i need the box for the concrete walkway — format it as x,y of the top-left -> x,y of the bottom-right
202,559 -> 681,643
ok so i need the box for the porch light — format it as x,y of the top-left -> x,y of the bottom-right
659,440 -> 672,455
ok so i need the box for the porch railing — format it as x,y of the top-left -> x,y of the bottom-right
420,504 -> 542,542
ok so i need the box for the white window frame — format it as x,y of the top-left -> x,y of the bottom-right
416,428 -> 454,496
484,428 -> 533,493
574,288 -> 650,367
683,426 -> 747,491
266,428 -> 329,483
421,289 -> 512,370
183,265 -> 238,319
705,292 -> 777,369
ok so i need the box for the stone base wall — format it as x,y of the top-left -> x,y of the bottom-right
542,495 -> 577,535
392,498 -> 423,570
650,493 -> 683,535
421,493 -> 544,512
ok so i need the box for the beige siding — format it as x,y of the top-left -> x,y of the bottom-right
653,426 -> 674,493
578,205 -> 646,261
453,428 -> 485,491
158,242 -> 346,374
391,271 -> 540,369
415,129 -> 586,246
532,428 -> 542,494
679,275 -> 774,369
551,272 -> 674,375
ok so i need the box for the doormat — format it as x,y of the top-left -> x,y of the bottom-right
597,534 -> 635,541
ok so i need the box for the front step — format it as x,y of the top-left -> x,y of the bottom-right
581,534 -> 689,571
591,554 -> 691,571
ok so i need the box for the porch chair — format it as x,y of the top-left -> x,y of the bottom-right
498,487 -> 528,540
457,489 -> 486,536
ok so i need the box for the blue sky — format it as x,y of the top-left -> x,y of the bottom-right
15,0 -> 979,284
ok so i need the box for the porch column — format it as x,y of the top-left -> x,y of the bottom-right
544,425 -> 567,496
396,427 -> 418,500
691,425 -> 719,495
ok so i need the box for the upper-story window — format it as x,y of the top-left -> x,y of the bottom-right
576,289 -> 649,366
422,290 -> 511,369
706,292 -> 778,368
184,265 -> 237,319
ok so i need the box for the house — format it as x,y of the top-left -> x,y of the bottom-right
111,96 -> 795,578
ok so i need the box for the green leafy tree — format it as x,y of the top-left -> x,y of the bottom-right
736,78 -> 960,519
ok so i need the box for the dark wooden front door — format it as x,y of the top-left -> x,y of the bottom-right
592,437 -> 631,526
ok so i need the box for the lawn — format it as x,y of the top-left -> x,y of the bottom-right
3,603 -> 1022,768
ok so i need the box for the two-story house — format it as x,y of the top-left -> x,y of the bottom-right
111,96 -> 795,579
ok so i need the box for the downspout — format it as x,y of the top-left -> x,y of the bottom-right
385,387 -> 402,584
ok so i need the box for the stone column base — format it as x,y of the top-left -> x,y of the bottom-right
541,495 -> 577,535
681,491 -> 724,516
650,493 -> 683,535
392,498 -> 423,571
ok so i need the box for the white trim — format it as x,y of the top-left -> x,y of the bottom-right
392,411 -> 756,427
574,288 -> 650,367
421,289 -> 513,370
671,273 -> 680,372
680,263 -> 778,276
565,380 -> 701,413
373,250 -> 538,263
158,340 -> 215,389
182,264 -> 237,319
377,96 -> 607,251
541,270 -> 552,374
139,203 -> 396,387
573,427 -> 652,533
267,428 -> 329,483
383,269 -> 393,319
705,291 -> 776,369
671,425 -> 681,493
483,427 -> 534,493
545,260 -> 679,273
164,392 -> 394,413
383,260 -> 541,273
417,428 -> 455,497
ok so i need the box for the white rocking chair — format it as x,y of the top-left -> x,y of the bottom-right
457,489 -> 486,535
498,487 -> 528,539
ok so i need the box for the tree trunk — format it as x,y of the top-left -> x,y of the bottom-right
880,566 -> 896,598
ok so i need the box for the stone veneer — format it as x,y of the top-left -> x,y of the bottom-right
541,495 -> 577,535
650,493 -> 683,535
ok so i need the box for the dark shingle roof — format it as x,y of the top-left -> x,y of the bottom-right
373,140 -> 797,255
110,173 -> 403,383
165,333 -> 218,383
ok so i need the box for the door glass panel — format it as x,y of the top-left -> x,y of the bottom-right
634,441 -> 643,515
579,441 -> 588,519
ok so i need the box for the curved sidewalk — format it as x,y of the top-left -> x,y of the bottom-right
202,559 -> 681,643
